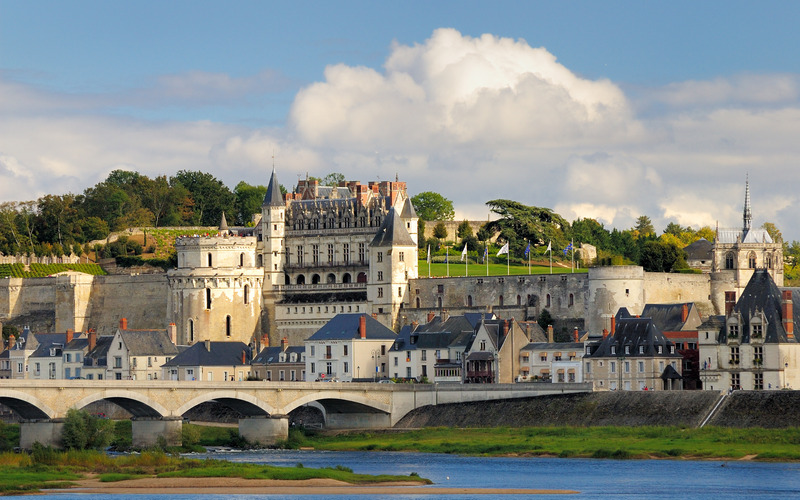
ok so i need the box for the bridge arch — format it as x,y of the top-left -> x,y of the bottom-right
174,390 -> 277,417
0,390 -> 55,419
283,392 -> 392,416
73,390 -> 169,418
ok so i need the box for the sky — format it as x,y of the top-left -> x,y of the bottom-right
3,1 -> 800,240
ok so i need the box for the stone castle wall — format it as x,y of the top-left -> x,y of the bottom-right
85,274 -> 171,335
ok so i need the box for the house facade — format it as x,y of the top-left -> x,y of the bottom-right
251,338 -> 305,381
162,340 -> 253,381
105,319 -> 179,380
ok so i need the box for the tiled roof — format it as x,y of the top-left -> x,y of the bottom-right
640,303 -> 698,332
119,330 -> 179,356
369,208 -> 416,247
716,228 -> 773,244
253,346 -> 305,364
162,341 -> 251,367
263,170 -> 285,206
307,313 -> 396,341
684,238 -> 713,260
588,316 -> 678,358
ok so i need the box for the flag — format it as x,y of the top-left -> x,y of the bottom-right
445,247 -> 449,263
497,242 -> 509,256
563,242 -> 573,256
546,241 -> 552,253
483,246 -> 488,263
461,243 -> 468,261
524,242 -> 531,257
427,245 -> 431,263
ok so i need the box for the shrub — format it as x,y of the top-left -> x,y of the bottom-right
61,409 -> 114,450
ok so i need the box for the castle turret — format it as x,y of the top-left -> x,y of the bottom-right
262,169 -> 286,290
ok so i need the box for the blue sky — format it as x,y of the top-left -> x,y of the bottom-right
3,1 -> 800,239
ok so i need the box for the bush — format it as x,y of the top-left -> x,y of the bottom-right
61,409 -> 114,450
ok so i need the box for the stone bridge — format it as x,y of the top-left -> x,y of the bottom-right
0,380 -> 591,448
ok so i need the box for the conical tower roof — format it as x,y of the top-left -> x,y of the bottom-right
370,208 -> 416,247
263,169 -> 284,207
219,212 -> 229,231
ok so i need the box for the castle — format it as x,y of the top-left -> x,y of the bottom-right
0,177 -> 781,349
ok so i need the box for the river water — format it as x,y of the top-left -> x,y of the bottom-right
26,449 -> 800,499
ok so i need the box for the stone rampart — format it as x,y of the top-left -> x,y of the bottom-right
86,274 -> 170,334
644,272 -> 714,316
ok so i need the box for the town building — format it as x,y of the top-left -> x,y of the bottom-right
105,318 -> 180,380
304,313 -> 396,382
520,324 -> 584,383
162,340 -> 253,381
82,332 -> 113,380
641,303 -> 702,389
251,337 -> 305,381
464,317 -> 529,384
698,269 -> 800,391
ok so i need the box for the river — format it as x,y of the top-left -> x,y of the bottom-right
27,449 -> 800,499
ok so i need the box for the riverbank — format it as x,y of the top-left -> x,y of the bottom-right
286,425 -> 800,461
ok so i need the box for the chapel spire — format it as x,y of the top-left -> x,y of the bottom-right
743,175 -> 752,231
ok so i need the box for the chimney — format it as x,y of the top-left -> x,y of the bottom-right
682,304 -> 689,323
66,329 -> 74,344
427,311 -> 436,323
371,313 -> 378,319
88,330 -> 96,352
610,316 -> 616,336
602,328 -> 609,339
411,321 -> 419,329
241,350 -> 246,365
783,290 -> 794,340
502,320 -> 509,337
205,339 -> 211,352
168,323 -> 177,344
281,337 -> 289,352
573,327 -> 579,343
7,334 -> 15,350
440,309 -> 449,322
547,324 -> 554,343
359,315 -> 367,339
261,334 -> 270,347
119,317 -> 128,330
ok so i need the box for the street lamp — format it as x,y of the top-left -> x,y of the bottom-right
357,365 -> 360,380
371,349 -> 379,382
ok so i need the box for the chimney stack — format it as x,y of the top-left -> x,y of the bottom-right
205,339 -> 211,352
281,337 -> 289,352
119,317 -> 128,330
427,311 -> 435,323
88,330 -> 96,352
261,334 -> 269,347
682,303 -> 689,323
602,328 -> 609,339
547,324 -> 554,343
66,329 -> 74,344
440,309 -> 449,322
502,320 -> 509,337
359,315 -> 367,339
573,327 -> 579,343
168,323 -> 177,344
610,316 -> 616,336
7,334 -> 15,350
783,290 -> 794,340
241,350 -> 246,365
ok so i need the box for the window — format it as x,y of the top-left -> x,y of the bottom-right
343,345 -> 348,356
730,346 -> 740,364
114,357 -> 122,368
377,271 -> 383,281
378,287 -> 383,298
421,350 -> 427,361
754,372 -> 763,390
343,243 -> 350,264
624,345 -> 630,354
437,284 -> 444,293
325,345 -> 332,359
639,346 -> 644,354
206,288 -> 212,309
65,353 -> 71,362
752,322 -> 763,339
754,346 -> 763,365
358,243 -> 366,263
611,346 -> 616,355
226,315 -> 232,337
610,361 -> 616,373
377,252 -> 383,263
748,252 -> 756,269
480,340 -> 486,350
327,244 -> 334,263
546,294 -> 551,308
585,362 -> 591,374
65,367 -> 71,378
729,324 -> 739,338
657,346 -> 663,354
310,345 -> 315,357
399,252 -> 404,262
147,357 -> 152,367
244,284 -> 249,304
326,362 -> 332,375
312,244 -> 319,264
725,252 -> 735,269
207,253 -> 213,267
189,319 -> 194,343
568,293 -> 574,307
624,361 -> 630,373
638,361 -> 645,373
394,356 -> 399,366
540,353 -> 547,362
731,372 -> 741,390
343,362 -> 349,373
310,362 -> 315,373
296,246 -> 304,265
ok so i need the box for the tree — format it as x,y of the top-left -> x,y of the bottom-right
634,215 -> 655,237
234,181 -> 267,226
457,220 -> 473,239
61,409 -> 114,450
762,222 -> 783,243
321,172 -> 345,186
570,218 -> 610,249
433,222 -> 448,240
537,309 -> 553,331
411,192 -> 455,221
484,199 -> 569,256
171,170 -> 235,226
639,240 -> 688,272
2,324 -> 18,343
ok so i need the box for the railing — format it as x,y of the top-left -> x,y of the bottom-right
274,283 -> 367,292
283,260 -> 368,270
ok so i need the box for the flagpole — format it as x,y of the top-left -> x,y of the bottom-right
571,239 -> 574,273
427,244 -> 431,277
549,240 -> 552,274
486,246 -> 489,276
446,247 -> 449,277
527,239 -> 530,275
507,248 -> 510,276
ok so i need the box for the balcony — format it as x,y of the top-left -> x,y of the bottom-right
274,282 -> 367,293
283,260 -> 369,271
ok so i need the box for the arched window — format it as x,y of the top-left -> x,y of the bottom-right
499,295 -> 504,307
297,274 -> 306,285
342,273 -> 352,284
748,252 -> 756,269
244,284 -> 249,304
207,253 -> 213,267
546,294 -> 551,308
357,272 -> 367,283
416,297 -> 421,308
226,315 -> 232,337
188,319 -> 194,343
569,293 -> 574,307
257,255 -> 263,267
766,254 -> 773,268
725,252 -> 735,269
517,295 -> 521,306
240,253 -> 244,267
327,273 -> 336,284
468,295 -> 473,307
205,288 -> 212,309
437,297 -> 443,308
312,274 -> 321,284
285,275 -> 291,285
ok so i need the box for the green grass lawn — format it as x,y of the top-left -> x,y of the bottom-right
418,260 -> 587,277
286,426 -> 800,461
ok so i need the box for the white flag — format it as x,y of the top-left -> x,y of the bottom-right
461,243 -> 468,261
546,241 -> 552,253
427,244 -> 431,263
497,242 -> 509,256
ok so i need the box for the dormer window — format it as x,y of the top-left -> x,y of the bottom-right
610,346 -> 616,355
624,345 -> 630,355
751,319 -> 763,339
670,346 -> 675,354
638,346 -> 644,354
728,325 -> 739,339
658,346 -> 663,354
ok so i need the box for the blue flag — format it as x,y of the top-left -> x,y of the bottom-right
524,242 -> 531,257
563,242 -> 573,256
483,246 -> 488,263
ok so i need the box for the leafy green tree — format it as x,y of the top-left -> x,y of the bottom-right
171,170 -> 235,226
433,222 -> 448,240
79,217 -> 110,242
457,220 -> 473,239
537,309 -> 553,331
417,220 -> 426,249
322,172 -> 345,186
639,240 -> 688,272
411,192 -> 455,221
484,200 -> 569,256
634,215 -> 655,237
61,409 -> 114,450
2,324 -> 18,342
234,181 -> 267,226
762,222 -> 783,243
570,218 -> 611,249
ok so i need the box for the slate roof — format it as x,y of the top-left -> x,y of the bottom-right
119,330 -> 179,356
84,336 -> 114,367
684,238 -> 713,261
29,333 -> 81,359
716,228 -> 773,244
399,197 -> 418,219
263,169 -> 285,206
219,212 -> 229,231
307,313 -> 396,341
253,345 -> 305,364
697,315 -> 726,332
162,341 -> 252,367
521,342 -> 584,352
661,364 -> 683,380
640,303 -> 699,332
719,269 -> 800,344
588,316 -> 679,358
370,208 -> 416,247
64,338 -> 89,352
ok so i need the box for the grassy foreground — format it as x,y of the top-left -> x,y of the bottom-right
284,426 -> 800,461
0,448 -> 430,495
